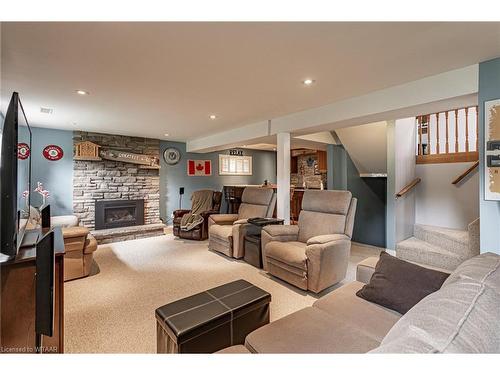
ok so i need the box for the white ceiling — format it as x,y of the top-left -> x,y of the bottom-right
1,22 -> 500,142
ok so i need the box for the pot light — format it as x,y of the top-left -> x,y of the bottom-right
302,79 -> 315,86
76,90 -> 89,95
164,133 -> 170,137
209,114 -> 217,120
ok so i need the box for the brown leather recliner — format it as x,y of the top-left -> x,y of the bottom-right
62,226 -> 98,281
173,191 -> 223,240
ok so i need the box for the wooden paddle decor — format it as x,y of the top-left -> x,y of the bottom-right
99,149 -> 160,168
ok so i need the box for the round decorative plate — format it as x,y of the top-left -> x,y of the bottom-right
43,145 -> 64,161
17,143 -> 30,160
163,147 -> 181,165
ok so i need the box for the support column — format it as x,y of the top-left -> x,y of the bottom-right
277,132 -> 291,224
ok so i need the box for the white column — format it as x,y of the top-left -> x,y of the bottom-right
277,132 -> 291,224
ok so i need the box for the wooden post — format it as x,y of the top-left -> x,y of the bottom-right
436,113 -> 440,154
418,116 -> 423,155
445,111 -> 449,154
428,114 -> 432,155
455,109 -> 459,152
465,107 -> 469,153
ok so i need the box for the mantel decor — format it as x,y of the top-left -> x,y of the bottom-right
74,140 -> 160,168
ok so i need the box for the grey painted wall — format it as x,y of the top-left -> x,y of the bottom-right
327,144 -> 386,248
415,162 -> 479,229
479,58 -> 500,254
30,127 -> 73,215
160,141 -> 277,223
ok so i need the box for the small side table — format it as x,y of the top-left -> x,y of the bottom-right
244,218 -> 284,268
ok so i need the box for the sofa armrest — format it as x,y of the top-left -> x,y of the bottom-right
356,256 -> 379,284
234,218 -> 248,225
208,214 -> 239,226
200,209 -> 220,220
62,226 -> 89,239
262,224 -> 299,238
307,234 -> 349,245
173,209 -> 191,219
305,238 -> 351,293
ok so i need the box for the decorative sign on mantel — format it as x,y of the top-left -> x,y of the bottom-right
100,149 -> 160,168
74,140 -> 160,169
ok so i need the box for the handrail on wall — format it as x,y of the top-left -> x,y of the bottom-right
452,161 -> 479,185
395,178 -> 421,199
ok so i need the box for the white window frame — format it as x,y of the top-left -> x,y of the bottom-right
218,154 -> 253,176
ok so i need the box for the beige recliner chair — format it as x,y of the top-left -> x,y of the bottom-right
262,190 -> 357,293
208,187 -> 276,259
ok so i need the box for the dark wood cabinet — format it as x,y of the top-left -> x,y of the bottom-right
290,189 -> 305,223
317,150 -> 327,172
1,228 -> 65,353
291,155 -> 298,174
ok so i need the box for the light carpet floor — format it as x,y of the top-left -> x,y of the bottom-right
64,234 -> 381,353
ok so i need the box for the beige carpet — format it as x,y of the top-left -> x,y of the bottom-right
64,234 -> 381,353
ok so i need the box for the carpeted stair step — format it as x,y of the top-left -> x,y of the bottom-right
413,224 -> 468,257
396,237 -> 463,272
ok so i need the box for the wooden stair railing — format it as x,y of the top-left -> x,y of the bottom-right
396,178 -> 421,199
452,161 -> 479,185
416,106 -> 479,164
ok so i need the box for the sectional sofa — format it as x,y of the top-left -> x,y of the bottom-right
218,252 -> 500,353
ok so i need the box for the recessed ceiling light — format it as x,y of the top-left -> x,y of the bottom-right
164,133 -> 170,137
76,90 -> 89,95
303,79 -> 315,86
209,114 -> 217,120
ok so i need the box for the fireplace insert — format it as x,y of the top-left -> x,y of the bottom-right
95,199 -> 144,230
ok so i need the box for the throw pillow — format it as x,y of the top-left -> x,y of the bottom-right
356,252 -> 450,314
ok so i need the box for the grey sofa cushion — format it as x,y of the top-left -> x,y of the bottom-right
313,281 -> 401,342
245,307 -> 380,353
443,251 -> 500,293
266,241 -> 308,270
372,253 -> 500,353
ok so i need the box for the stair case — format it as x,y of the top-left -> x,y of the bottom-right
396,219 -> 479,271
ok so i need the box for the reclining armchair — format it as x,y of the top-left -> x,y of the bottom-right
173,190 -> 222,241
208,187 -> 276,259
62,226 -> 98,281
262,190 -> 357,293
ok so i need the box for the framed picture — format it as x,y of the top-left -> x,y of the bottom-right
218,154 -> 252,176
485,98 -> 500,201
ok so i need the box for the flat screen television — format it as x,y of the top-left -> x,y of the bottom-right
0,92 -> 32,257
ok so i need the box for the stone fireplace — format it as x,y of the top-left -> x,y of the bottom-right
73,131 -> 165,243
95,199 -> 145,230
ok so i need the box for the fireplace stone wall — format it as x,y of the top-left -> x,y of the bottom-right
73,131 -> 161,229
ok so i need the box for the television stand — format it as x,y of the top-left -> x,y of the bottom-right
1,227 -> 65,353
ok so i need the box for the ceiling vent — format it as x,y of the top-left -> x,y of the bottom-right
40,107 -> 54,114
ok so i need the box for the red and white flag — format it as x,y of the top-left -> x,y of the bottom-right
187,160 -> 212,176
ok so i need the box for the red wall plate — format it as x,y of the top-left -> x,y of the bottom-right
43,145 -> 64,161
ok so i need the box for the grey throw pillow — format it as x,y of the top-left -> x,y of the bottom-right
356,252 -> 450,314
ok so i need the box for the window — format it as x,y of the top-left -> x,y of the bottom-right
219,154 -> 252,175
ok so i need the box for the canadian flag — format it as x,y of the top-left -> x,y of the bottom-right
187,160 -> 212,176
